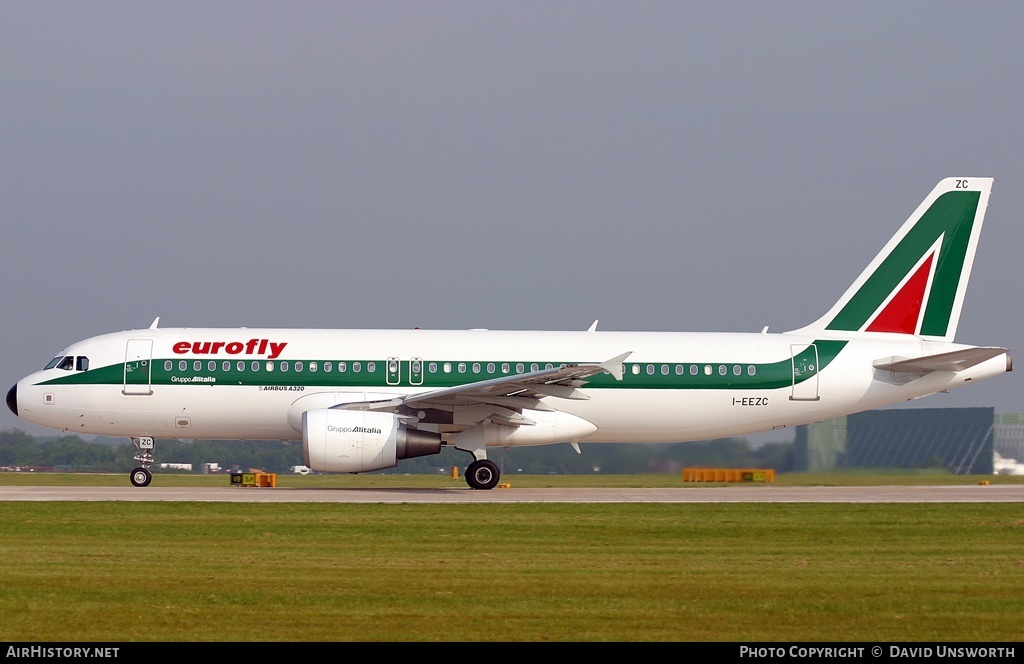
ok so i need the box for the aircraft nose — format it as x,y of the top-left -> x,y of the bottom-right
6,383 -> 17,417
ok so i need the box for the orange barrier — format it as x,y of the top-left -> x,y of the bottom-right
682,468 -> 774,483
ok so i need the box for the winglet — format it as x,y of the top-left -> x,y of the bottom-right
600,351 -> 632,380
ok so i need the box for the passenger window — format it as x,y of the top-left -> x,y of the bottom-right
501,363 -> 510,374
458,362 -> 466,373
631,365 -> 640,375
280,362 -> 289,372
339,362 -> 347,372
661,365 -> 669,375
747,365 -> 756,376
472,363 -> 480,373
266,361 -> 275,372
516,363 -> 525,373
193,361 -> 201,372
353,362 -> 361,373
251,361 -> 260,372
179,360 -> 187,371
237,361 -> 245,372
165,361 -> 173,371
208,361 -> 216,372
733,365 -> 741,376
324,362 -> 332,372
222,361 -> 230,371
367,362 -> 375,373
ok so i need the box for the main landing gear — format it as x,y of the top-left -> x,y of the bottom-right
130,436 -> 154,487
465,458 -> 500,490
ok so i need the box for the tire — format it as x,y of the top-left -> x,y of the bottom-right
130,467 -> 152,487
466,459 -> 500,490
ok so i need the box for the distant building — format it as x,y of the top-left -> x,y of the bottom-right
795,407 -> 1005,475
994,414 -> 1024,462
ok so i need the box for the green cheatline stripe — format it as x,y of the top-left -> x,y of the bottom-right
826,190 -> 979,337
39,340 -> 847,391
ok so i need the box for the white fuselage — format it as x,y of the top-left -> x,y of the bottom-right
10,326 -> 1010,447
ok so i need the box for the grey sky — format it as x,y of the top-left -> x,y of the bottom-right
2,2 -> 1022,438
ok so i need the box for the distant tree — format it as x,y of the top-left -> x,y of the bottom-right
0,429 -> 38,466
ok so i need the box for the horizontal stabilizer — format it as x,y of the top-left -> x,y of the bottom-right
873,347 -> 1008,375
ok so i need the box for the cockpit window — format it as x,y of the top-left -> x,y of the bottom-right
45,355 -> 87,371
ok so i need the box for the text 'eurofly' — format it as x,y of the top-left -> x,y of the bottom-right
172,339 -> 288,360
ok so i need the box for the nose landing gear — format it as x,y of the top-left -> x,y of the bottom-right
130,436 -> 154,487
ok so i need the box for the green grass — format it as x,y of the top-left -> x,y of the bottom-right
1,498 -> 1023,641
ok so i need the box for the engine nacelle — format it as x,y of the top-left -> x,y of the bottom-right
302,408 -> 441,473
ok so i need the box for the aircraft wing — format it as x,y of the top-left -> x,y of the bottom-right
873,347 -> 1008,374
336,351 -> 632,426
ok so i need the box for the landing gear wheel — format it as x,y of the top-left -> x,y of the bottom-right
466,459 -> 500,490
129,436 -> 155,488
130,467 -> 152,488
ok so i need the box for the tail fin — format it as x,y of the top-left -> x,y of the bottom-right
790,177 -> 993,342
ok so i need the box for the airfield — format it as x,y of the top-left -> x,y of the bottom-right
4,478 -> 1023,641
1,484 -> 1022,502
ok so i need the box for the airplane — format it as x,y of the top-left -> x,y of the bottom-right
6,177 -> 1012,489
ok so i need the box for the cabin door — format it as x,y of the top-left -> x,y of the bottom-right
790,343 -> 820,401
123,339 -> 154,395
409,357 -> 424,386
386,357 -> 401,386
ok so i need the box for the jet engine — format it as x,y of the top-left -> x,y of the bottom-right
302,408 -> 441,473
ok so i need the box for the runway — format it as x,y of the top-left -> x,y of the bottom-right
1,484 -> 1022,502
